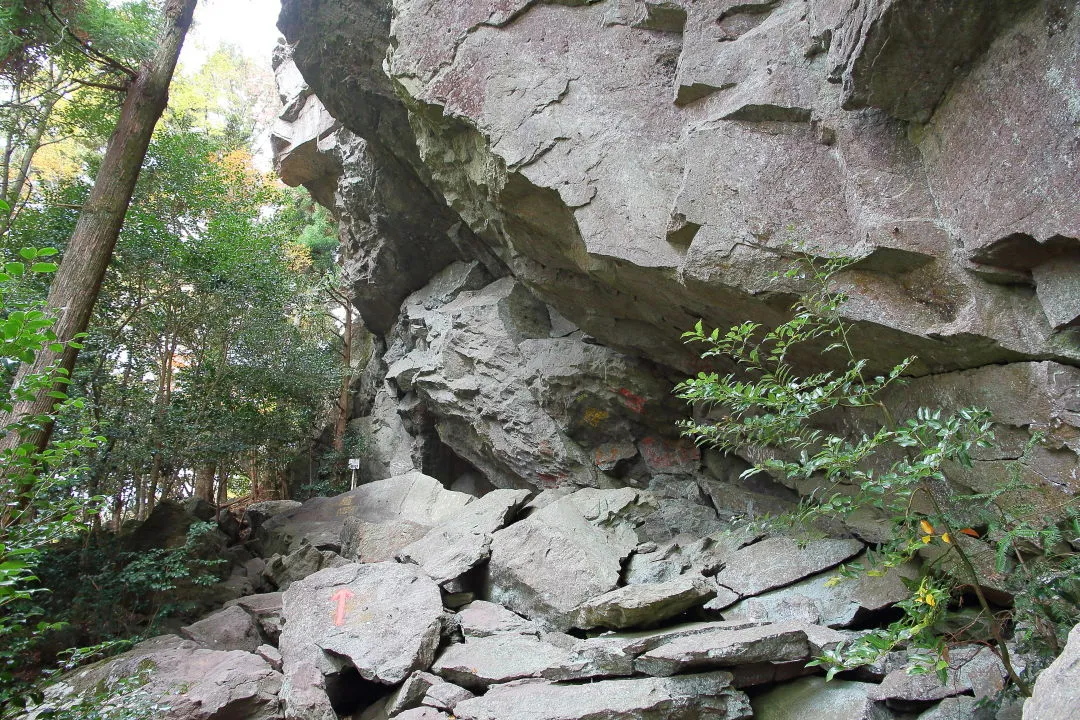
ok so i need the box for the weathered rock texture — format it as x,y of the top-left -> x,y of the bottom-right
262,2 -> 1080,718
272,0 -> 1080,516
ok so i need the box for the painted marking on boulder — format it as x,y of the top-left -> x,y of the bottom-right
330,588 -> 355,627
612,387 -> 646,413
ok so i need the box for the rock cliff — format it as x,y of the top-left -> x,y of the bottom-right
34,2 -> 1072,718
271,0 -> 1080,501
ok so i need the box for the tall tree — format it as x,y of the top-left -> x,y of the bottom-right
1,0 -> 198,464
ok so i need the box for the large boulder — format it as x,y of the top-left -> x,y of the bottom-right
452,671 -> 752,720
25,635 -> 282,720
485,488 -> 655,629
256,472 -> 473,556
278,562 -> 443,685
179,605 -> 263,653
398,488 -> 532,586
276,0 -> 1080,525
569,575 -> 716,631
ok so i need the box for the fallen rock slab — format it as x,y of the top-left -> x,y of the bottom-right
258,472 -> 473,556
868,645 -> 1006,708
341,517 -> 429,563
456,600 -> 536,638
713,537 -> 864,598
569,575 -> 715,630
264,543 -> 349,590
722,559 -> 917,627
398,488 -> 531,585
432,634 -> 584,689
635,622 -> 846,677
281,661 -> 337,720
179,604 -> 262,653
452,672 -> 752,720
279,562 -> 443,684
752,676 -> 886,720
485,488 -> 653,629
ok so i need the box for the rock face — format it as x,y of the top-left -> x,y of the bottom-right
1024,622 -> 1080,719
174,0 -> 1080,716
272,0 -> 1080,516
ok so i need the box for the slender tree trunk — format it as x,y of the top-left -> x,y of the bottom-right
1,94 -> 58,235
0,0 -> 198,463
193,462 -> 216,504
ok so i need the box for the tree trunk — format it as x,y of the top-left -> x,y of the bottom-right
193,462 -> 216,505
1,94 -> 58,235
0,0 -> 198,461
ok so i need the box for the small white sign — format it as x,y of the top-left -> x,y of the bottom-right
348,458 -> 361,470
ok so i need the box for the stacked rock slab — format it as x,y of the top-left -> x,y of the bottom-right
31,476 -> 1041,720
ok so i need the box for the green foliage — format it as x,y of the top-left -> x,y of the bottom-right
17,667 -> 166,720
0,242 -> 106,708
676,254 -> 1079,696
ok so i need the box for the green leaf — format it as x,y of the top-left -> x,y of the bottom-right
4,262 -> 24,276
31,262 -> 58,273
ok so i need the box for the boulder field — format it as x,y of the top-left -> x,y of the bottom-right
26,473 -> 1078,719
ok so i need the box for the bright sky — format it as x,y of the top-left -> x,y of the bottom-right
180,0 -> 284,72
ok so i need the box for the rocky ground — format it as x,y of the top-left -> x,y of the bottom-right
24,473 -> 1078,719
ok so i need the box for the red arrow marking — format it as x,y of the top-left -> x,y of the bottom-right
330,588 -> 355,627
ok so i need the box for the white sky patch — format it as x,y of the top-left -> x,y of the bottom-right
180,0 -> 284,72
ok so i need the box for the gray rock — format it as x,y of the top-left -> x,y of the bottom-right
279,562 -> 443,684
452,672 -> 752,720
753,676 -> 888,720
634,621 -> 846,676
256,644 -> 283,672
226,592 -> 284,643
485,488 -> 653,629
723,559 -> 917,627
868,645 -> 1006,707
179,605 -> 263,653
398,488 -> 532,585
264,544 -> 348,591
281,661 -> 337,720
29,635 -> 282,720
422,679 -> 474,711
1024,622 -> 1080,719
385,670 -> 475,716
258,472 -> 474,557
432,634 -> 579,689
713,537 -> 864,598
244,500 -> 302,536
918,697 -> 979,720
394,709 -> 450,720
831,0 -> 1033,122
569,575 -> 716,630
341,517 -> 430,563
456,600 -> 536,638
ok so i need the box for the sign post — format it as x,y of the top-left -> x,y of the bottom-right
348,458 -> 360,490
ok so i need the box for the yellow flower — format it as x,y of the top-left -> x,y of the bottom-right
941,533 -> 951,544
920,519 -> 935,535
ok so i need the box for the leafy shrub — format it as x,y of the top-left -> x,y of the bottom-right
676,255 -> 1079,697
